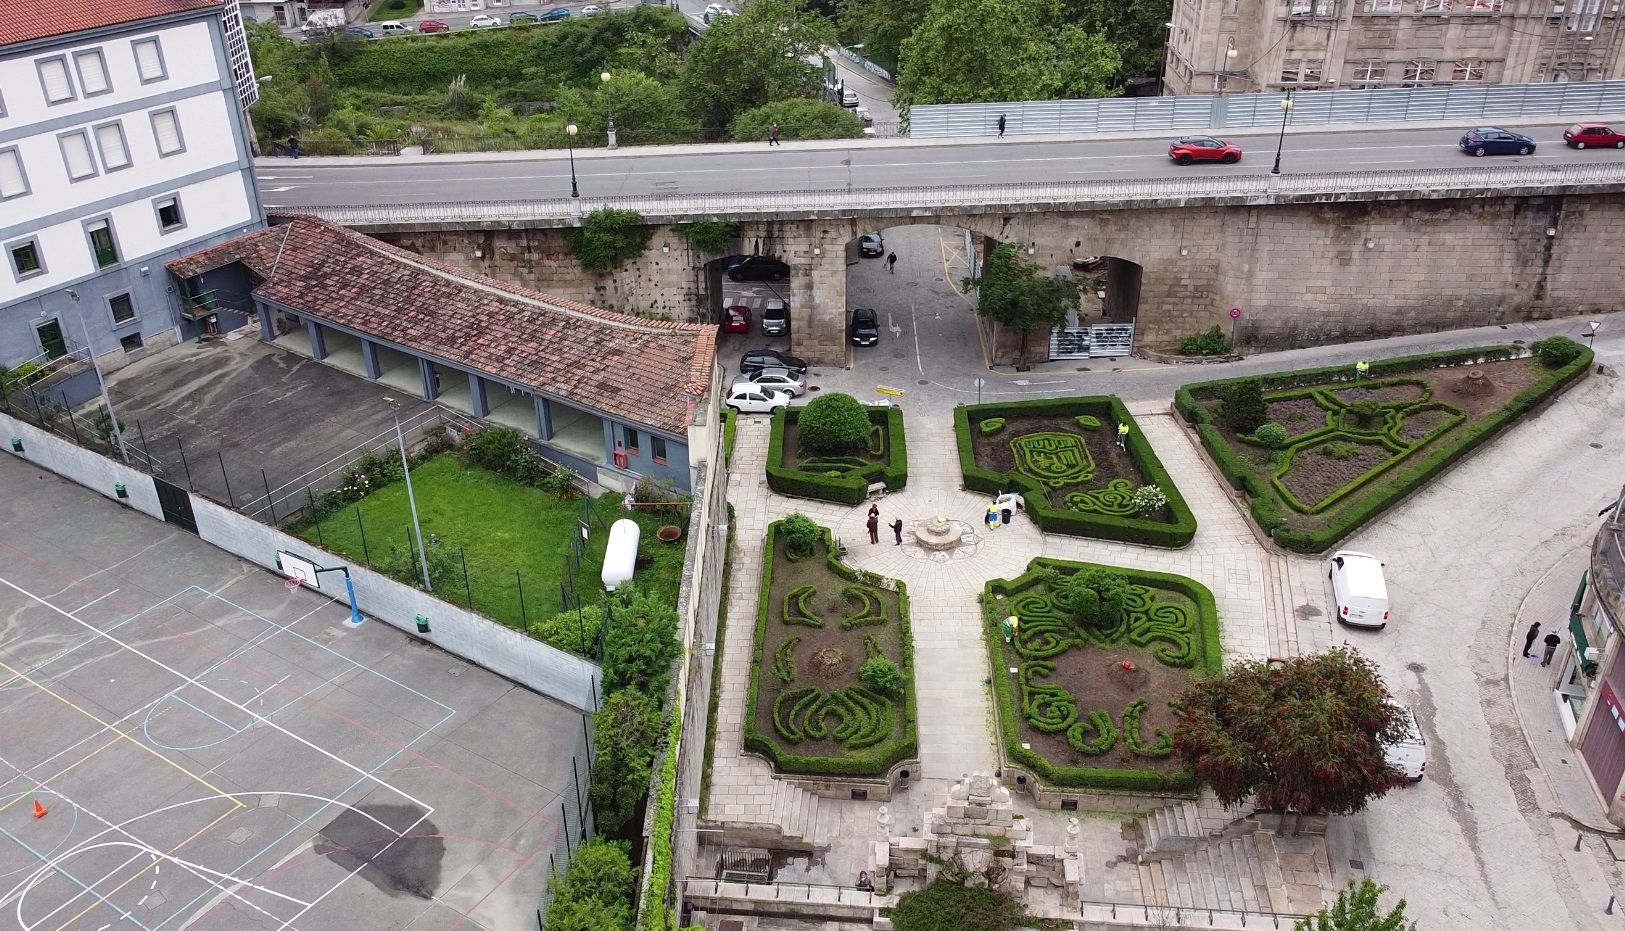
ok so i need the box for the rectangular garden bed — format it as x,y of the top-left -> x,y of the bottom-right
745,518 -> 918,777
767,404 -> 907,505
984,558 -> 1222,792
1174,343 -> 1594,553
953,396 -> 1196,548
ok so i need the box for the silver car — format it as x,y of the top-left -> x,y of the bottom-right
730,369 -> 805,397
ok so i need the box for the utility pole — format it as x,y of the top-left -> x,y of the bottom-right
385,397 -> 432,591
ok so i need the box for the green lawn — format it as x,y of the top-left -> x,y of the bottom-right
296,455 -> 686,631
366,0 -> 421,22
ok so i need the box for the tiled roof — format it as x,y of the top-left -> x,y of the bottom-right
0,0 -> 221,47
167,216 -> 717,435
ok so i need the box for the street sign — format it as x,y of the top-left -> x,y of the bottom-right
876,386 -> 904,396
1229,307 -> 1242,320
972,378 -> 986,388
973,377 -> 986,404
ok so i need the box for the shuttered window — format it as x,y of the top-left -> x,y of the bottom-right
59,131 -> 97,180
38,57 -> 76,104
95,122 -> 131,171
75,49 -> 111,96
133,38 -> 166,82
150,109 -> 184,156
0,148 -> 28,200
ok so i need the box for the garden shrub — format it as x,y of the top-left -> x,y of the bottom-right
767,405 -> 907,504
1073,414 -> 1101,430
532,604 -> 604,657
1321,441 -> 1359,460
780,513 -> 821,560
860,657 -> 904,696
1221,379 -> 1268,434
564,208 -> 655,274
796,392 -> 871,454
1253,422 -> 1288,448
1122,698 -> 1174,758
979,417 -> 1005,435
1067,709 -> 1118,755
598,582 -> 681,697
840,584 -> 886,630
1131,484 -> 1168,517
885,877 -> 1028,931
773,637 -> 799,682
543,838 -> 635,931
1060,567 -> 1131,630
1179,325 -> 1231,357
1346,397 -> 1384,427
1533,334 -> 1586,369
679,219 -> 739,254
589,688 -> 665,833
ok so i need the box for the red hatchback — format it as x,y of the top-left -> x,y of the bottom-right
722,305 -> 751,333
1563,122 -> 1625,149
418,19 -> 450,32
1169,135 -> 1242,165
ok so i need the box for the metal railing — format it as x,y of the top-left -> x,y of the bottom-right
679,877 -> 884,907
277,161 -> 1625,227
909,79 -> 1625,138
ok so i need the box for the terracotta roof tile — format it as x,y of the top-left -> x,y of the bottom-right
0,0 -> 221,46
167,216 -> 718,435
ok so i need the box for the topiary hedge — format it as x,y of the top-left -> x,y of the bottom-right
767,404 -> 907,504
953,396 -> 1196,548
1175,344 -> 1593,553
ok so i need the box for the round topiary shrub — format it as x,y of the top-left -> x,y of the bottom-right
1060,568 -> 1130,630
797,393 -> 872,455
780,513 -> 821,560
1253,422 -> 1288,448
860,657 -> 903,696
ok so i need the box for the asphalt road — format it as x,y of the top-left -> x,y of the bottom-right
256,120 -> 1625,207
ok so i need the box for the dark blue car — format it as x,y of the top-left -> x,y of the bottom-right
540,6 -> 571,20
343,25 -> 374,38
1459,127 -> 1536,157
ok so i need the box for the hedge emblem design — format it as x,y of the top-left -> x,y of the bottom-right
1064,478 -> 1137,516
784,585 -> 825,628
772,685 -> 894,750
1011,432 -> 1094,488
840,585 -> 887,630
773,637 -> 799,683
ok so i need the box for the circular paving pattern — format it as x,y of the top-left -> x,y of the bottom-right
899,518 -> 983,562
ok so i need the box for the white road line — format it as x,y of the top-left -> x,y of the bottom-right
245,674 -> 291,706
66,589 -> 118,617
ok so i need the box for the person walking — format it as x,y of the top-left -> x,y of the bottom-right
997,113 -> 1007,137
886,251 -> 898,274
768,122 -> 781,146
890,518 -> 904,545
288,135 -> 301,159
867,508 -> 880,544
1541,631 -> 1563,667
1522,621 -> 1542,658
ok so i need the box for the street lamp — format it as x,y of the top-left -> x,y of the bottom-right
600,70 -> 617,150
565,123 -> 580,199
385,396 -> 433,592
1270,89 -> 1294,176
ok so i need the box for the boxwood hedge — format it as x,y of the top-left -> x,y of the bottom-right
766,405 -> 907,505
953,396 -> 1197,548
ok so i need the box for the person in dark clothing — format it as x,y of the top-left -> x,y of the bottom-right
997,113 -> 1007,137
866,510 -> 880,544
768,122 -> 781,146
890,518 -> 904,545
886,252 -> 897,273
288,136 -> 301,158
1541,631 -> 1562,667
1522,621 -> 1542,658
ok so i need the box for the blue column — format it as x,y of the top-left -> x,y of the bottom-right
535,396 -> 554,440
418,357 -> 438,401
256,301 -> 275,342
469,373 -> 489,418
361,339 -> 381,380
306,321 -> 327,360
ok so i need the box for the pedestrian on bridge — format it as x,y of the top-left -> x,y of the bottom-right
769,123 -> 781,146
886,251 -> 897,273
997,113 -> 1007,137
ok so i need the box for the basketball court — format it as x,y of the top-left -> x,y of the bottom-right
0,453 -> 585,930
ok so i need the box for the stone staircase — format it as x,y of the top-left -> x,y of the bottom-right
769,778 -> 823,846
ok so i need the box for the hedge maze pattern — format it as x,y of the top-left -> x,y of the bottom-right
1011,432 -> 1095,488
774,637 -> 799,683
1064,478 -> 1137,517
772,686 -> 894,751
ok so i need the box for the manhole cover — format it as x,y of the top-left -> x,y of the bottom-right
878,366 -> 889,372
917,379 -> 929,385
1591,442 -> 1604,449
1512,338 -> 1525,344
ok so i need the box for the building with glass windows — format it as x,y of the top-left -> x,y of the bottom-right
1559,485 -> 1625,825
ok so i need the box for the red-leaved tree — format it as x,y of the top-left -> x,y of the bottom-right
1171,647 -> 1407,820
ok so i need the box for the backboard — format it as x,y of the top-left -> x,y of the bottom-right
276,550 -> 319,587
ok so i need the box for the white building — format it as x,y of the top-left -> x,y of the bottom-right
1,0 -> 265,377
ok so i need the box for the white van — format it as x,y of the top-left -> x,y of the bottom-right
1382,704 -> 1426,782
1328,549 -> 1390,629
378,20 -> 411,35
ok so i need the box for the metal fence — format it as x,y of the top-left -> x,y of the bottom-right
908,79 -> 1625,138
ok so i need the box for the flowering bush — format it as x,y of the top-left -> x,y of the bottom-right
1131,484 -> 1168,517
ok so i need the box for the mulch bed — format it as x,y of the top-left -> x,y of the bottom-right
1397,408 -> 1457,443
969,416 -> 1146,509
1265,396 -> 1329,437
1278,442 -> 1393,509
1333,382 -> 1427,404
779,420 -> 889,471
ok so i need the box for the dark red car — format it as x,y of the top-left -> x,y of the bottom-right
1563,122 -> 1625,149
418,19 -> 450,32
1168,135 -> 1242,165
722,305 -> 751,333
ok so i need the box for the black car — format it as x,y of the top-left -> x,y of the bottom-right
740,349 -> 807,376
726,256 -> 791,282
858,233 -> 884,257
1458,127 -> 1536,157
848,308 -> 880,346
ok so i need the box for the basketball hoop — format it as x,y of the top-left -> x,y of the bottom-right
284,576 -> 304,592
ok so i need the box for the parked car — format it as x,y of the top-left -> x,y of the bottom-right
509,11 -> 538,23
1329,550 -> 1390,629
418,18 -> 450,32
540,6 -> 571,21
760,298 -> 789,336
343,25 -> 374,37
730,369 -> 805,397
1458,127 -> 1536,157
580,4 -> 602,14
378,20 -> 411,35
858,233 -> 884,257
469,13 -> 503,27
1168,135 -> 1242,165
740,349 -> 807,376
726,385 -> 790,414
849,308 -> 880,346
703,2 -> 730,14
839,88 -> 860,108
1563,122 -> 1625,149
727,256 -> 791,282
722,305 -> 751,334
1381,704 -> 1427,782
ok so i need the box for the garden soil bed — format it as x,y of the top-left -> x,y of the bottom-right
779,421 -> 890,472
1278,443 -> 1394,510
969,416 -> 1145,509
1264,396 -> 1328,438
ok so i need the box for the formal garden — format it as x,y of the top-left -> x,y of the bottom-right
1175,337 -> 1594,553
746,515 -> 918,776
984,557 -> 1222,791
767,393 -> 908,504
954,395 -> 1196,547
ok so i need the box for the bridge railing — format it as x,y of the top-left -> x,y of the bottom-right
274,161 -> 1625,226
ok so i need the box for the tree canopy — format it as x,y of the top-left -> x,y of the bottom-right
680,0 -> 837,130
1295,879 -> 1419,931
896,0 -> 1119,108
965,242 -> 1080,364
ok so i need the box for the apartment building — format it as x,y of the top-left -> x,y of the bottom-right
1,0 -> 264,375
1165,0 -> 1625,95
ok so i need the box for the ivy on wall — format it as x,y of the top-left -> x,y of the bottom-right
565,208 -> 657,273
679,220 -> 740,254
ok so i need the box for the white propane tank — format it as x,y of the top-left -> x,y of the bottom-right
601,519 -> 641,591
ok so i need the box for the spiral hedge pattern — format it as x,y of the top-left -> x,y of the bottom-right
1121,697 -> 1174,758
1064,478 -> 1137,516
772,685 -> 894,751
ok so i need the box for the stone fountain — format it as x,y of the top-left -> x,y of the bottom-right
914,516 -> 964,551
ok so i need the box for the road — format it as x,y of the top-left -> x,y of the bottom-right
256,120 -> 1625,207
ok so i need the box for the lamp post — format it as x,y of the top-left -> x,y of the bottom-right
600,70 -> 617,149
1270,89 -> 1294,176
385,396 -> 433,591
565,123 -> 580,199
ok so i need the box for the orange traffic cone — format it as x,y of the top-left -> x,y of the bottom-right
32,800 -> 47,819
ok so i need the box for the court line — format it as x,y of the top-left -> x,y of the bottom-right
66,590 -> 118,618
0,693 -> 170,798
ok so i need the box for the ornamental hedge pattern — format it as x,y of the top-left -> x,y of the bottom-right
986,558 -> 1221,791
954,395 -> 1197,548
1174,344 -> 1594,553
767,405 -> 908,505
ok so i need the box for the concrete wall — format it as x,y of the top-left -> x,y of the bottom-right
0,409 -> 604,712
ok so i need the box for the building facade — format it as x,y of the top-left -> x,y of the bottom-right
0,0 -> 265,379
1166,0 -> 1625,95
1560,485 -> 1625,825
237,0 -> 371,29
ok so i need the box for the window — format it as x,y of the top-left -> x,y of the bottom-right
1281,59 -> 1322,83
0,147 -> 28,200
109,293 -> 136,326
651,436 -> 668,464
94,121 -> 131,171
37,56 -> 76,104
58,130 -> 97,181
0,87 -> 7,117
1353,59 -> 1387,84
1290,0 -> 1312,12
1314,0 -> 1338,14
86,218 -> 119,268
150,108 -> 185,157
1364,0 -> 1401,10
626,429 -> 640,455
1453,59 -> 1486,81
133,38 -> 167,83
1465,0 -> 1502,9
7,238 -> 45,280
120,333 -> 144,353
1223,0 -> 1240,12
1302,59 -> 1325,82
154,194 -> 184,231
1403,59 -> 1438,83
1417,0 -> 1449,10
1281,59 -> 1303,83
74,49 -> 111,97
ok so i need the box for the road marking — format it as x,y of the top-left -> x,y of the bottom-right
262,186 -> 294,193
253,175 -> 312,180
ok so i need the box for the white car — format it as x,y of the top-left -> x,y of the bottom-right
1381,704 -> 1426,782
1328,549 -> 1391,629
703,3 -> 730,13
580,4 -> 601,14
469,13 -> 503,27
726,386 -> 790,414
730,369 -> 805,397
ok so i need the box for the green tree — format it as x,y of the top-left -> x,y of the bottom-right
544,838 -> 636,931
1061,567 -> 1130,630
681,0 -> 836,130
1221,378 -> 1268,434
886,877 -> 1027,931
1172,647 -> 1407,821
839,0 -> 932,75
796,393 -> 872,455
1295,879 -> 1418,931
599,583 -> 681,697
589,688 -> 666,833
964,242 -> 1080,366
1064,0 -> 1176,86
528,5 -> 689,87
730,98 -> 864,142
896,0 -> 1119,108
554,71 -> 692,146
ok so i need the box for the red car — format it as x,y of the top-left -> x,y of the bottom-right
418,19 -> 450,32
722,305 -> 751,333
1168,135 -> 1242,165
1563,122 -> 1625,149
